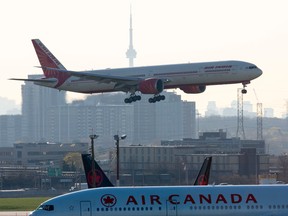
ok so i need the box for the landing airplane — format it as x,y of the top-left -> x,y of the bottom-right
11,39 -> 262,103
82,154 -> 212,188
29,185 -> 288,216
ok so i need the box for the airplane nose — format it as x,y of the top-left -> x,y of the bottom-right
257,68 -> 263,77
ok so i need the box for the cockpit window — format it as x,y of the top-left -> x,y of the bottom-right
248,65 -> 257,69
38,204 -> 54,211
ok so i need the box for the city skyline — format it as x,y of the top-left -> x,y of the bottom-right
1,1 -> 288,117
0,91 -> 278,118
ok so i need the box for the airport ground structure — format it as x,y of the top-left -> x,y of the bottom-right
0,130 -> 274,193
115,130 -> 268,185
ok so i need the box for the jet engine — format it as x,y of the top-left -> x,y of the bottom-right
179,85 -> 206,94
138,78 -> 164,94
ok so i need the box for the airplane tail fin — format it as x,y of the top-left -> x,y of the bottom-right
32,39 -> 70,86
81,154 -> 114,188
193,156 -> 212,185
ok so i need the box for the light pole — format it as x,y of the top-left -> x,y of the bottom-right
89,134 -> 99,188
114,134 -> 127,187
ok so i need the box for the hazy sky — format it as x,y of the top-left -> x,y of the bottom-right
1,0 -> 287,117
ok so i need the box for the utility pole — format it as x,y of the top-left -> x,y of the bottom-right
89,134 -> 99,188
114,134 -> 127,186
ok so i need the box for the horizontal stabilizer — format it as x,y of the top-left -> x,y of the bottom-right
9,78 -> 57,83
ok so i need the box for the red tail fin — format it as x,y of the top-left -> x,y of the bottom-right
32,39 -> 70,87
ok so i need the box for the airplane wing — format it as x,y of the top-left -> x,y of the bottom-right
42,67 -> 142,84
41,67 -> 171,84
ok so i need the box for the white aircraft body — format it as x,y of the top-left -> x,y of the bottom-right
30,185 -> 288,216
11,39 -> 262,103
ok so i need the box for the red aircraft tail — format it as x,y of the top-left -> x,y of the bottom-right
31,39 -> 70,87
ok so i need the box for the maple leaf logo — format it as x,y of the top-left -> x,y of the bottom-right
88,170 -> 103,187
198,175 -> 208,185
101,194 -> 117,207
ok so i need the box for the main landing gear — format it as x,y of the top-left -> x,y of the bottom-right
123,94 -> 166,103
124,94 -> 141,103
148,94 -> 165,103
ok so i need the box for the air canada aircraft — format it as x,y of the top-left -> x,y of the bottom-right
30,184 -> 288,216
81,154 -> 212,188
11,39 -> 262,103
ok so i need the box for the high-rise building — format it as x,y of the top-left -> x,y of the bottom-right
0,115 -> 22,147
133,92 -> 196,144
21,75 -> 66,142
20,77 -> 196,145
47,103 -> 134,145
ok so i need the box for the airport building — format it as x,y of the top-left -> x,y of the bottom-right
0,115 -> 22,147
116,130 -> 268,185
0,142 -> 88,166
161,130 -> 266,154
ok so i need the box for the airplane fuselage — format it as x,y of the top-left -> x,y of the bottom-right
30,185 -> 288,216
36,60 -> 262,94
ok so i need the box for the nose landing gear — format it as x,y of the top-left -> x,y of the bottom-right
241,83 -> 248,94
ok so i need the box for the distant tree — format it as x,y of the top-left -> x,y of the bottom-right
63,152 -> 83,171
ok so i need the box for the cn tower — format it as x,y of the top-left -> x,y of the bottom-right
126,8 -> 137,67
